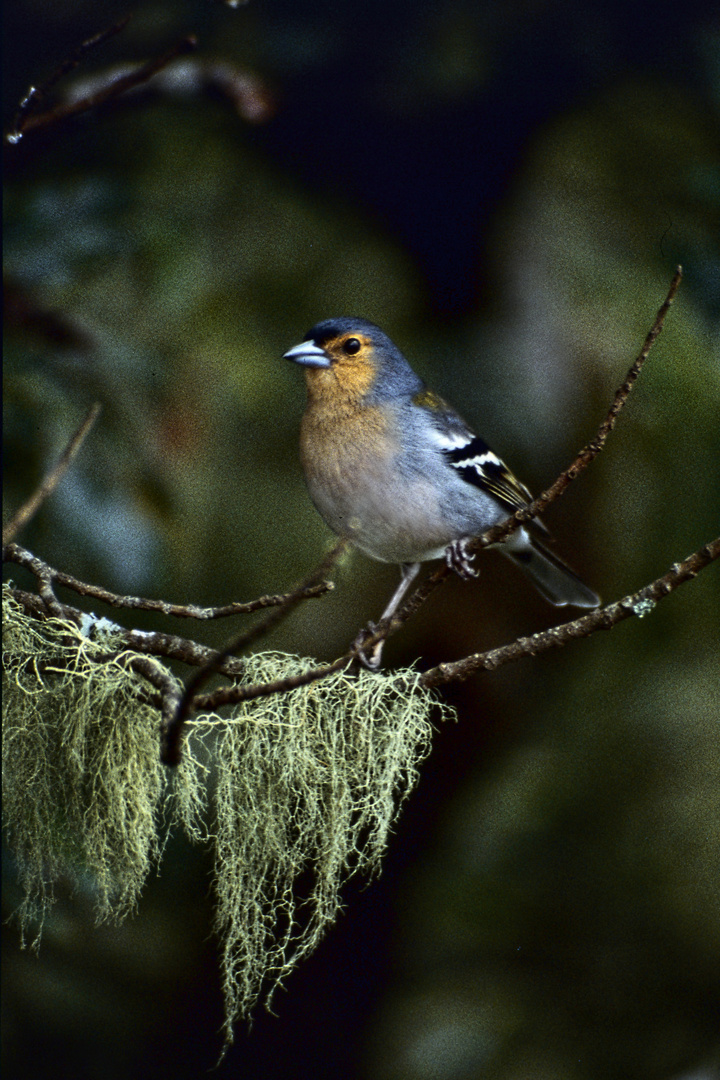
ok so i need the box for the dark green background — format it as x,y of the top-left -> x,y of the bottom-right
3,1 -> 719,1077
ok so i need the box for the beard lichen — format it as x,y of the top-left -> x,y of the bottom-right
184,652 -> 446,1046
3,586 -> 451,1047
2,587 -> 170,945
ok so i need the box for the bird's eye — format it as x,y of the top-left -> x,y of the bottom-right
343,337 -> 362,355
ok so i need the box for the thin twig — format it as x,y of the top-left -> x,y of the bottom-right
8,16 -> 131,141
192,654 -> 354,713
7,34 -> 197,142
3,542 -> 332,618
125,654 -> 182,732
419,537 -> 719,687
3,403 -> 102,545
478,265 -> 683,548
4,537 -> 345,711
221,539 -> 347,654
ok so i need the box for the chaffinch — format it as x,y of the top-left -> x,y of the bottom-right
285,317 -> 599,657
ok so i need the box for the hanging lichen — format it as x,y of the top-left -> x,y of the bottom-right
3,585 -> 452,1048
2,587 -> 170,944
182,653 -> 447,1046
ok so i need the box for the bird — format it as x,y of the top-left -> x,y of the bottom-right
284,317 -> 599,665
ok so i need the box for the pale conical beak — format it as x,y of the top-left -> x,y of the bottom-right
283,340 -> 331,368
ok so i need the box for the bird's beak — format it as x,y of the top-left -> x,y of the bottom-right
283,340 -> 331,368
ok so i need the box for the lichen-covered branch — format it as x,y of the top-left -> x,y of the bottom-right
161,538 -> 348,764
3,602 -> 443,1045
7,585 -> 248,681
3,539 -> 346,764
176,535 -> 719,712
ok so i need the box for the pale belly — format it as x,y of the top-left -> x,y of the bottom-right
304,457 -> 456,563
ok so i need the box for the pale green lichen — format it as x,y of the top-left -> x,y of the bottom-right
2,587 -> 170,944
3,585 -> 451,1047
187,652 -> 448,1047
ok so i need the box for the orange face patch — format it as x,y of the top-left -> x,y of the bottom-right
304,332 -> 377,402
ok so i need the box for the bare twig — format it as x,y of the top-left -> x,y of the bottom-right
3,541 -> 334,682
192,654 -> 355,713
8,16 -> 131,141
3,542 -> 332,618
7,32 -> 197,143
5,551 -> 67,618
419,537 -> 720,687
125,654 -> 182,732
478,265 -> 683,548
3,403 -> 102,545
221,539 -> 347,654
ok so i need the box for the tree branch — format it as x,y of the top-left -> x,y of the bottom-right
419,537 -> 720,687
8,16 -> 131,141
4,542 -> 345,767
2,403 -> 102,545
7,27 -> 197,144
180,537 -> 718,716
192,654 -> 355,714
3,542 -> 332,618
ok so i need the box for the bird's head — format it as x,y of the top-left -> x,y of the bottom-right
284,318 -> 422,402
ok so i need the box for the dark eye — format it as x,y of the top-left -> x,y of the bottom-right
343,337 -> 361,355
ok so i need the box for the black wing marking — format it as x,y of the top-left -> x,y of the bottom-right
443,435 -> 531,509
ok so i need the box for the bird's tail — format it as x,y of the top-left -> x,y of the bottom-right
503,534 -> 600,608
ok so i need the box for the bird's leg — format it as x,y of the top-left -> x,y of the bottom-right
354,562 -> 421,671
379,561 -> 422,622
445,537 -> 478,579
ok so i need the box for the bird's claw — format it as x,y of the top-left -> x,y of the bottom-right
352,622 -> 384,671
446,538 -> 478,579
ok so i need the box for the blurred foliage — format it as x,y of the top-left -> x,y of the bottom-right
3,1 -> 720,1078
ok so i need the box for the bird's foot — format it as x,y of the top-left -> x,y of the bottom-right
352,622 -> 385,671
445,537 -> 478,579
